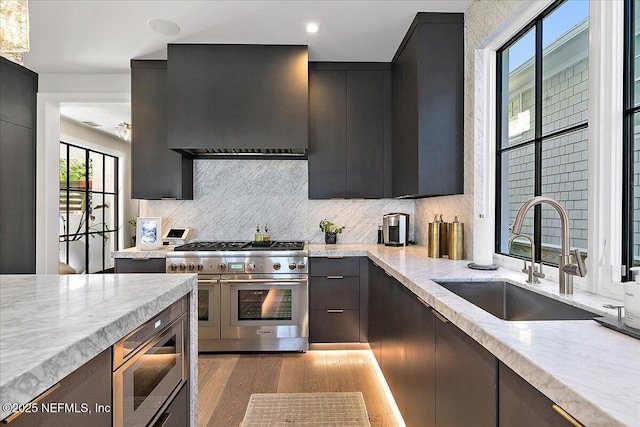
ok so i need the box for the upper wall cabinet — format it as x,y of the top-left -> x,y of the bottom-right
130,60 -> 193,200
308,63 -> 391,199
391,13 -> 464,198
167,44 -> 308,158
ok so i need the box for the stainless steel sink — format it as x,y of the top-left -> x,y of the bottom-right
434,280 -> 597,321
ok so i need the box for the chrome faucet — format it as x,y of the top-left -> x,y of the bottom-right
510,196 -> 587,294
508,233 -> 544,284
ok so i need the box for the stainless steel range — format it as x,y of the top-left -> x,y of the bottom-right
166,241 -> 308,352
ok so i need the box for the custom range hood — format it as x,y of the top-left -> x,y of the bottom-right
167,44 -> 308,158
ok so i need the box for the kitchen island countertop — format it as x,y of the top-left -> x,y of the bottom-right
0,274 -> 198,423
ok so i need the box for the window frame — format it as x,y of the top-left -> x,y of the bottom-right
623,0 -> 637,280
495,0 -> 590,266
59,141 -> 119,273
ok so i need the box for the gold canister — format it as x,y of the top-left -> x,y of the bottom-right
428,214 -> 440,258
439,214 -> 449,257
448,215 -> 464,260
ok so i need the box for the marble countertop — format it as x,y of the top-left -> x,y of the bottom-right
310,244 -> 640,427
111,245 -> 176,258
0,274 -> 197,420
110,243 -> 640,425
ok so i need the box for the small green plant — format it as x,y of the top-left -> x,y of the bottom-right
319,219 -> 345,234
59,158 -> 92,183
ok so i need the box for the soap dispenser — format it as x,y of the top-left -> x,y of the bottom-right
625,267 -> 640,329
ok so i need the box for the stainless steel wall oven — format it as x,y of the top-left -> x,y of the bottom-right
113,297 -> 187,427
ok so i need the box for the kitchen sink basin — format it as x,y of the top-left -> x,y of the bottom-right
434,280 -> 597,321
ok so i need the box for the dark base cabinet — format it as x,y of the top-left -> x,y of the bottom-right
435,314 -> 496,427
114,258 -> 166,273
309,257 -> 368,343
368,260 -> 496,427
499,362 -> 579,427
5,349 -> 112,426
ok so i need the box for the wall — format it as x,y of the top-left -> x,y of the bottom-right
143,160 -> 414,243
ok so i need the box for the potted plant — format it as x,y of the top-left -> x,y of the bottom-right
319,219 -> 345,244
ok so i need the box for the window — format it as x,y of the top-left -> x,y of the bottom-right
624,0 -> 640,279
496,0 -> 589,266
59,142 -> 119,273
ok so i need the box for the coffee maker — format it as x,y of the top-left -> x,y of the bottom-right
382,213 -> 409,246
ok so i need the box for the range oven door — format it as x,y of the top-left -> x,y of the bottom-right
220,275 -> 308,340
198,277 -> 220,340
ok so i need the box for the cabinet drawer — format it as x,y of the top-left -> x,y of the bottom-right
114,258 -> 166,273
310,276 -> 360,309
310,309 -> 360,343
309,257 -> 359,276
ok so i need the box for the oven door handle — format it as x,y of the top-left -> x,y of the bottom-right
197,279 -> 218,284
220,278 -> 307,284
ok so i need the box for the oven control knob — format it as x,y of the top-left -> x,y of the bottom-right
297,262 -> 306,270
197,263 -> 204,271
218,263 -> 227,271
187,262 -> 196,271
247,262 -> 256,271
168,263 -> 178,272
178,263 -> 187,271
289,262 -> 297,270
273,262 -> 281,271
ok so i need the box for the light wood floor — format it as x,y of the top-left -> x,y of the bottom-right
197,350 -> 402,427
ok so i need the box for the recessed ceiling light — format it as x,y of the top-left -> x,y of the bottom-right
305,23 -> 320,33
147,19 -> 180,35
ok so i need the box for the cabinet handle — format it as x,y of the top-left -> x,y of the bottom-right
153,412 -> 172,427
2,383 -> 61,424
132,257 -> 150,261
326,276 -> 344,279
327,255 -> 344,259
552,404 -> 583,427
416,296 -> 430,308
327,309 -> 344,313
432,309 -> 449,323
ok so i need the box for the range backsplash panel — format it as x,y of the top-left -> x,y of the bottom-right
143,160 -> 414,244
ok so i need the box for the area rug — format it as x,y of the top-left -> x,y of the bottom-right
240,392 -> 371,427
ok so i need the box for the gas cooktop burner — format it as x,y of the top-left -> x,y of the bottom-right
173,240 -> 305,252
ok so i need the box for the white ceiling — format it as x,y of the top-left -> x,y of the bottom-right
60,103 -> 131,140
23,0 -> 471,74
27,1 -> 470,139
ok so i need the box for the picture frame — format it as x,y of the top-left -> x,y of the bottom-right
136,217 -> 163,250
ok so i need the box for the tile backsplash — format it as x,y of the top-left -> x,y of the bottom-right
142,159 -> 414,243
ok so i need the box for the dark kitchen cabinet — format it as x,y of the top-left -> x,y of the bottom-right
3,348 -> 112,426
368,260 -> 495,427
308,63 -> 391,199
309,257 -> 368,343
499,362 -> 579,427
0,57 -> 37,274
114,257 -> 166,273
167,44 -> 308,156
404,288 -> 436,427
435,309 -> 497,427
130,60 -> 193,200
391,13 -> 464,198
